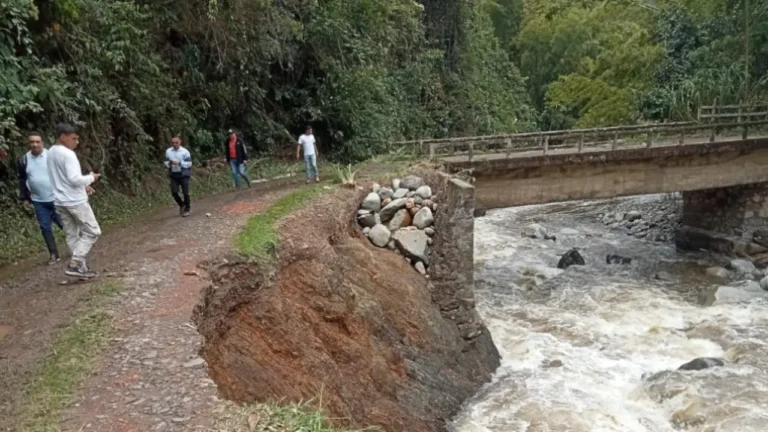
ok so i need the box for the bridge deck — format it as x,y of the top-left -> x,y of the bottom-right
439,134 -> 768,165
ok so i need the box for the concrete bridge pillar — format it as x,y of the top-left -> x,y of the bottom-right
682,183 -> 768,238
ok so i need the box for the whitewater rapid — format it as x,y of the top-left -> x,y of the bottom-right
454,196 -> 768,432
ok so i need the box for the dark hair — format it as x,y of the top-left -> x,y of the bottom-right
55,123 -> 77,138
172,135 -> 182,140
305,125 -> 312,131
27,131 -> 43,139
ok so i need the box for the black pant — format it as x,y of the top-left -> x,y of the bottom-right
170,176 -> 190,211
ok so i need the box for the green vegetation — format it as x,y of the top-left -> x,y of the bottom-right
236,187 -> 324,259
20,282 -> 122,432
210,402 -> 371,432
2,0 -> 767,263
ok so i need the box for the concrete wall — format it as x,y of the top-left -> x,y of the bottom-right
683,183 -> 768,238
454,138 -> 768,210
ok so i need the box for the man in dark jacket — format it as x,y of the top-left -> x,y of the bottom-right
224,129 -> 251,189
18,131 -> 64,264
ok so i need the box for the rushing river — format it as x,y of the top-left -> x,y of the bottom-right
453,196 -> 768,432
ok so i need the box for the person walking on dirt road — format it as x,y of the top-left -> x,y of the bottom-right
47,123 -> 101,279
165,135 -> 192,217
297,126 -> 319,183
225,129 -> 251,189
18,131 -> 64,265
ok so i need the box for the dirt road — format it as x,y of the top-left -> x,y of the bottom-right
0,184 -> 296,431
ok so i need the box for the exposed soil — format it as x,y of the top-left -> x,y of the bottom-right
0,183 -> 299,432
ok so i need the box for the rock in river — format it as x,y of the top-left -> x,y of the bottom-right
413,207 -> 435,229
523,224 -> 556,241
728,259 -> 757,275
705,267 -> 730,279
606,254 -> 632,265
678,357 -> 725,371
393,227 -> 429,265
379,198 -> 408,222
557,249 -> 585,270
361,193 -> 381,212
368,224 -> 391,248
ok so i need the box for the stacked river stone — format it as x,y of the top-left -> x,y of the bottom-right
357,175 -> 437,276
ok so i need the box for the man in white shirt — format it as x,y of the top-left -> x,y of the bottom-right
47,123 -> 101,279
164,135 -> 193,217
297,126 -> 319,183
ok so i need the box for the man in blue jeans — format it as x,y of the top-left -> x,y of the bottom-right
224,129 -> 251,189
17,131 -> 65,265
297,126 -> 319,183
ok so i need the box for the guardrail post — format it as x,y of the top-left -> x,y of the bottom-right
646,131 -> 653,148
578,134 -> 584,153
612,132 -> 618,150
418,140 -> 424,157
429,142 -> 435,160
468,143 -> 474,162
543,136 -> 549,155
710,127 -> 716,143
679,130 -> 685,145
505,138 -> 512,158
743,124 -> 749,140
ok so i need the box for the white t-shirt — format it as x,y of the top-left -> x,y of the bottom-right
47,144 -> 95,207
298,134 -> 316,156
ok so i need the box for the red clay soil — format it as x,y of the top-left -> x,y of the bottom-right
193,187 -> 499,432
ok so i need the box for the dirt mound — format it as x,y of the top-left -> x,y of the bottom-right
193,186 -> 499,431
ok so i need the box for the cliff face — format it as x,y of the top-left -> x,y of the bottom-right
193,179 -> 499,432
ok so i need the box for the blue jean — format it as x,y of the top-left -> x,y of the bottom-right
304,154 -> 319,179
229,160 -> 250,187
33,201 -> 63,255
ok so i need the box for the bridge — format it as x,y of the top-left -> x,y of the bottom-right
394,103 -> 768,239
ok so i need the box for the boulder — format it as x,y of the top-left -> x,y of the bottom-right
705,267 -> 730,279
357,212 -> 376,229
678,358 -> 725,371
414,261 -> 427,276
614,212 -> 625,222
392,178 -> 401,190
368,224 -> 391,248
393,228 -> 429,265
606,254 -> 632,265
414,185 -> 432,199
711,281 -> 765,305
361,193 -> 382,212
378,187 -> 394,201
557,249 -> 585,270
626,211 -> 642,222
379,198 -> 409,222
400,175 -> 424,191
760,275 -> 768,291
387,209 -> 412,232
393,188 -> 409,199
728,259 -> 757,275
413,207 -> 435,229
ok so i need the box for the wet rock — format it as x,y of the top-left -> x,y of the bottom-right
542,359 -> 564,368
392,178 -> 401,190
368,224 -> 391,248
413,207 -> 435,230
606,254 -> 632,265
393,227 -> 429,265
678,357 -> 725,371
557,249 -> 585,270
414,261 -> 427,276
378,188 -> 394,201
361,193 -> 382,212
474,209 -> 487,218
400,175 -> 424,191
523,224 -> 556,241
414,186 -> 432,199
760,275 -> 768,291
705,267 -> 730,279
357,212 -> 376,229
387,209 -> 412,232
654,271 -> 673,281
728,259 -> 757,275
379,198 -> 409,222
392,188 -> 409,199
626,211 -> 642,222
711,282 -> 766,305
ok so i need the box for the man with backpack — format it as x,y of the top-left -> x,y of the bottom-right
224,129 -> 251,189
18,131 -> 64,265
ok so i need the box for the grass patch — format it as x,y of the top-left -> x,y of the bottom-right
20,281 -> 122,432
210,401 -> 373,432
236,186 -> 325,259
